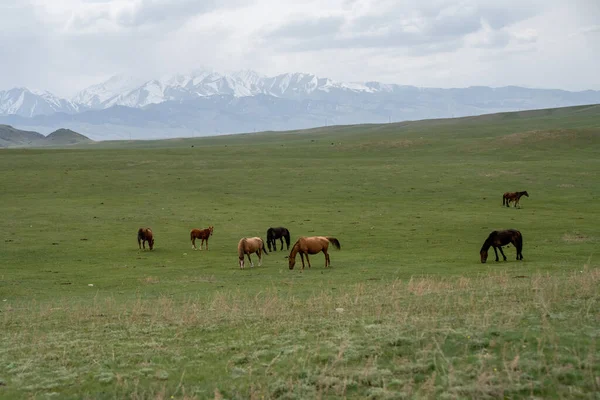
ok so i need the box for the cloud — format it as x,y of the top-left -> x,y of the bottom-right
261,0 -> 539,55
0,0 -> 599,96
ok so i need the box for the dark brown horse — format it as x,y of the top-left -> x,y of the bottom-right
137,228 -> 154,250
503,191 -> 529,208
287,236 -> 341,270
237,237 -> 268,269
266,227 -> 291,252
190,226 -> 213,250
480,229 -> 523,263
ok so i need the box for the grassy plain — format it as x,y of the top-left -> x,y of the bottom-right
1,105 -> 599,398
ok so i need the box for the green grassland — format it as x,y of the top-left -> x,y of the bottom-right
1,105 -> 599,399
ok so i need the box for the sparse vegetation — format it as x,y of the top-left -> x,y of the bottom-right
1,105 -> 599,398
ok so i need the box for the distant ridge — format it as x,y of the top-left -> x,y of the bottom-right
0,125 -> 92,148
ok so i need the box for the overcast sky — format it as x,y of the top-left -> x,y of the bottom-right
1,0 -> 599,96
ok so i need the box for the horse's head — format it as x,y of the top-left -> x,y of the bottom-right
286,255 -> 295,270
149,238 -> 154,250
523,191 -> 529,197
480,249 -> 488,263
209,226 -> 214,236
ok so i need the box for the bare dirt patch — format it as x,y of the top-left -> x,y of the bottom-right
562,233 -> 591,243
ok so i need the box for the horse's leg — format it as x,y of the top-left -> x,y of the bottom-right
306,254 -> 312,269
498,246 -> 507,261
248,253 -> 254,268
192,237 -> 196,250
493,246 -> 499,262
279,237 -> 284,251
138,238 -> 141,249
300,253 -> 305,270
324,250 -> 330,267
513,240 -> 523,260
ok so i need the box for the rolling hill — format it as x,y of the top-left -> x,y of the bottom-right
0,125 -> 92,148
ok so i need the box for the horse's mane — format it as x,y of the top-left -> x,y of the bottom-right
480,231 -> 496,252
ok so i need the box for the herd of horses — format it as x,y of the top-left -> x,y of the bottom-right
138,226 -> 341,270
137,190 -> 529,269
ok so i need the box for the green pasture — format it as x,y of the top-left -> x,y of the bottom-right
1,105 -> 599,399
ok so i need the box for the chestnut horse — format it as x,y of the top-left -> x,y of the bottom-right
190,226 -> 214,250
503,191 -> 529,208
266,227 -> 291,252
237,237 -> 268,269
480,229 -> 523,263
287,236 -> 341,270
137,228 -> 154,250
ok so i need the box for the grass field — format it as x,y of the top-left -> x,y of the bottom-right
1,105 -> 599,399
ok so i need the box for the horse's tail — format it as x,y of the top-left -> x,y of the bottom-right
266,228 -> 273,241
238,239 -> 246,260
190,230 -> 194,241
502,194 -> 506,205
262,240 -> 269,255
327,237 -> 341,250
515,231 -> 523,250
137,228 -> 144,240
284,230 -> 291,247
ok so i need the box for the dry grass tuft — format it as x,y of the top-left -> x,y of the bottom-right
1,268 -> 599,399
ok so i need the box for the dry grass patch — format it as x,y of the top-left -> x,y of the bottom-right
1,269 -> 599,399
562,232 -> 592,243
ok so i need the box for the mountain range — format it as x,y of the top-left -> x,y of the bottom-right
2,69 -> 600,140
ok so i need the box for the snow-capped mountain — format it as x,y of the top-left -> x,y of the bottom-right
71,74 -> 146,109
0,88 -> 80,117
2,69 -> 600,140
70,70 -> 380,109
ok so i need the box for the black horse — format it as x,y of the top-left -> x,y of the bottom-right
266,227 -> 291,252
480,229 -> 523,263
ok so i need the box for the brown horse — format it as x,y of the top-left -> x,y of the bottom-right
503,191 -> 529,208
190,226 -> 214,250
137,228 -> 154,250
237,237 -> 268,269
480,229 -> 523,263
287,236 -> 341,270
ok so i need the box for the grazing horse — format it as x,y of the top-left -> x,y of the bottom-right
480,229 -> 523,263
287,236 -> 341,270
503,191 -> 529,208
137,228 -> 154,250
237,237 -> 268,269
266,227 -> 291,252
190,226 -> 214,250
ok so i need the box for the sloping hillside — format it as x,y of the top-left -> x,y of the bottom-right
0,124 -> 45,147
0,125 -> 92,148
45,128 -> 93,146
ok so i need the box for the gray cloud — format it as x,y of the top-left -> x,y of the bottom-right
260,1 -> 539,56
266,16 -> 345,39
0,0 -> 599,95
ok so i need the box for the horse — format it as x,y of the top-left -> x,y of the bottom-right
502,191 -> 529,208
137,228 -> 154,250
237,237 -> 268,269
190,226 -> 214,250
480,229 -> 523,263
266,227 -> 291,252
287,236 -> 341,270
